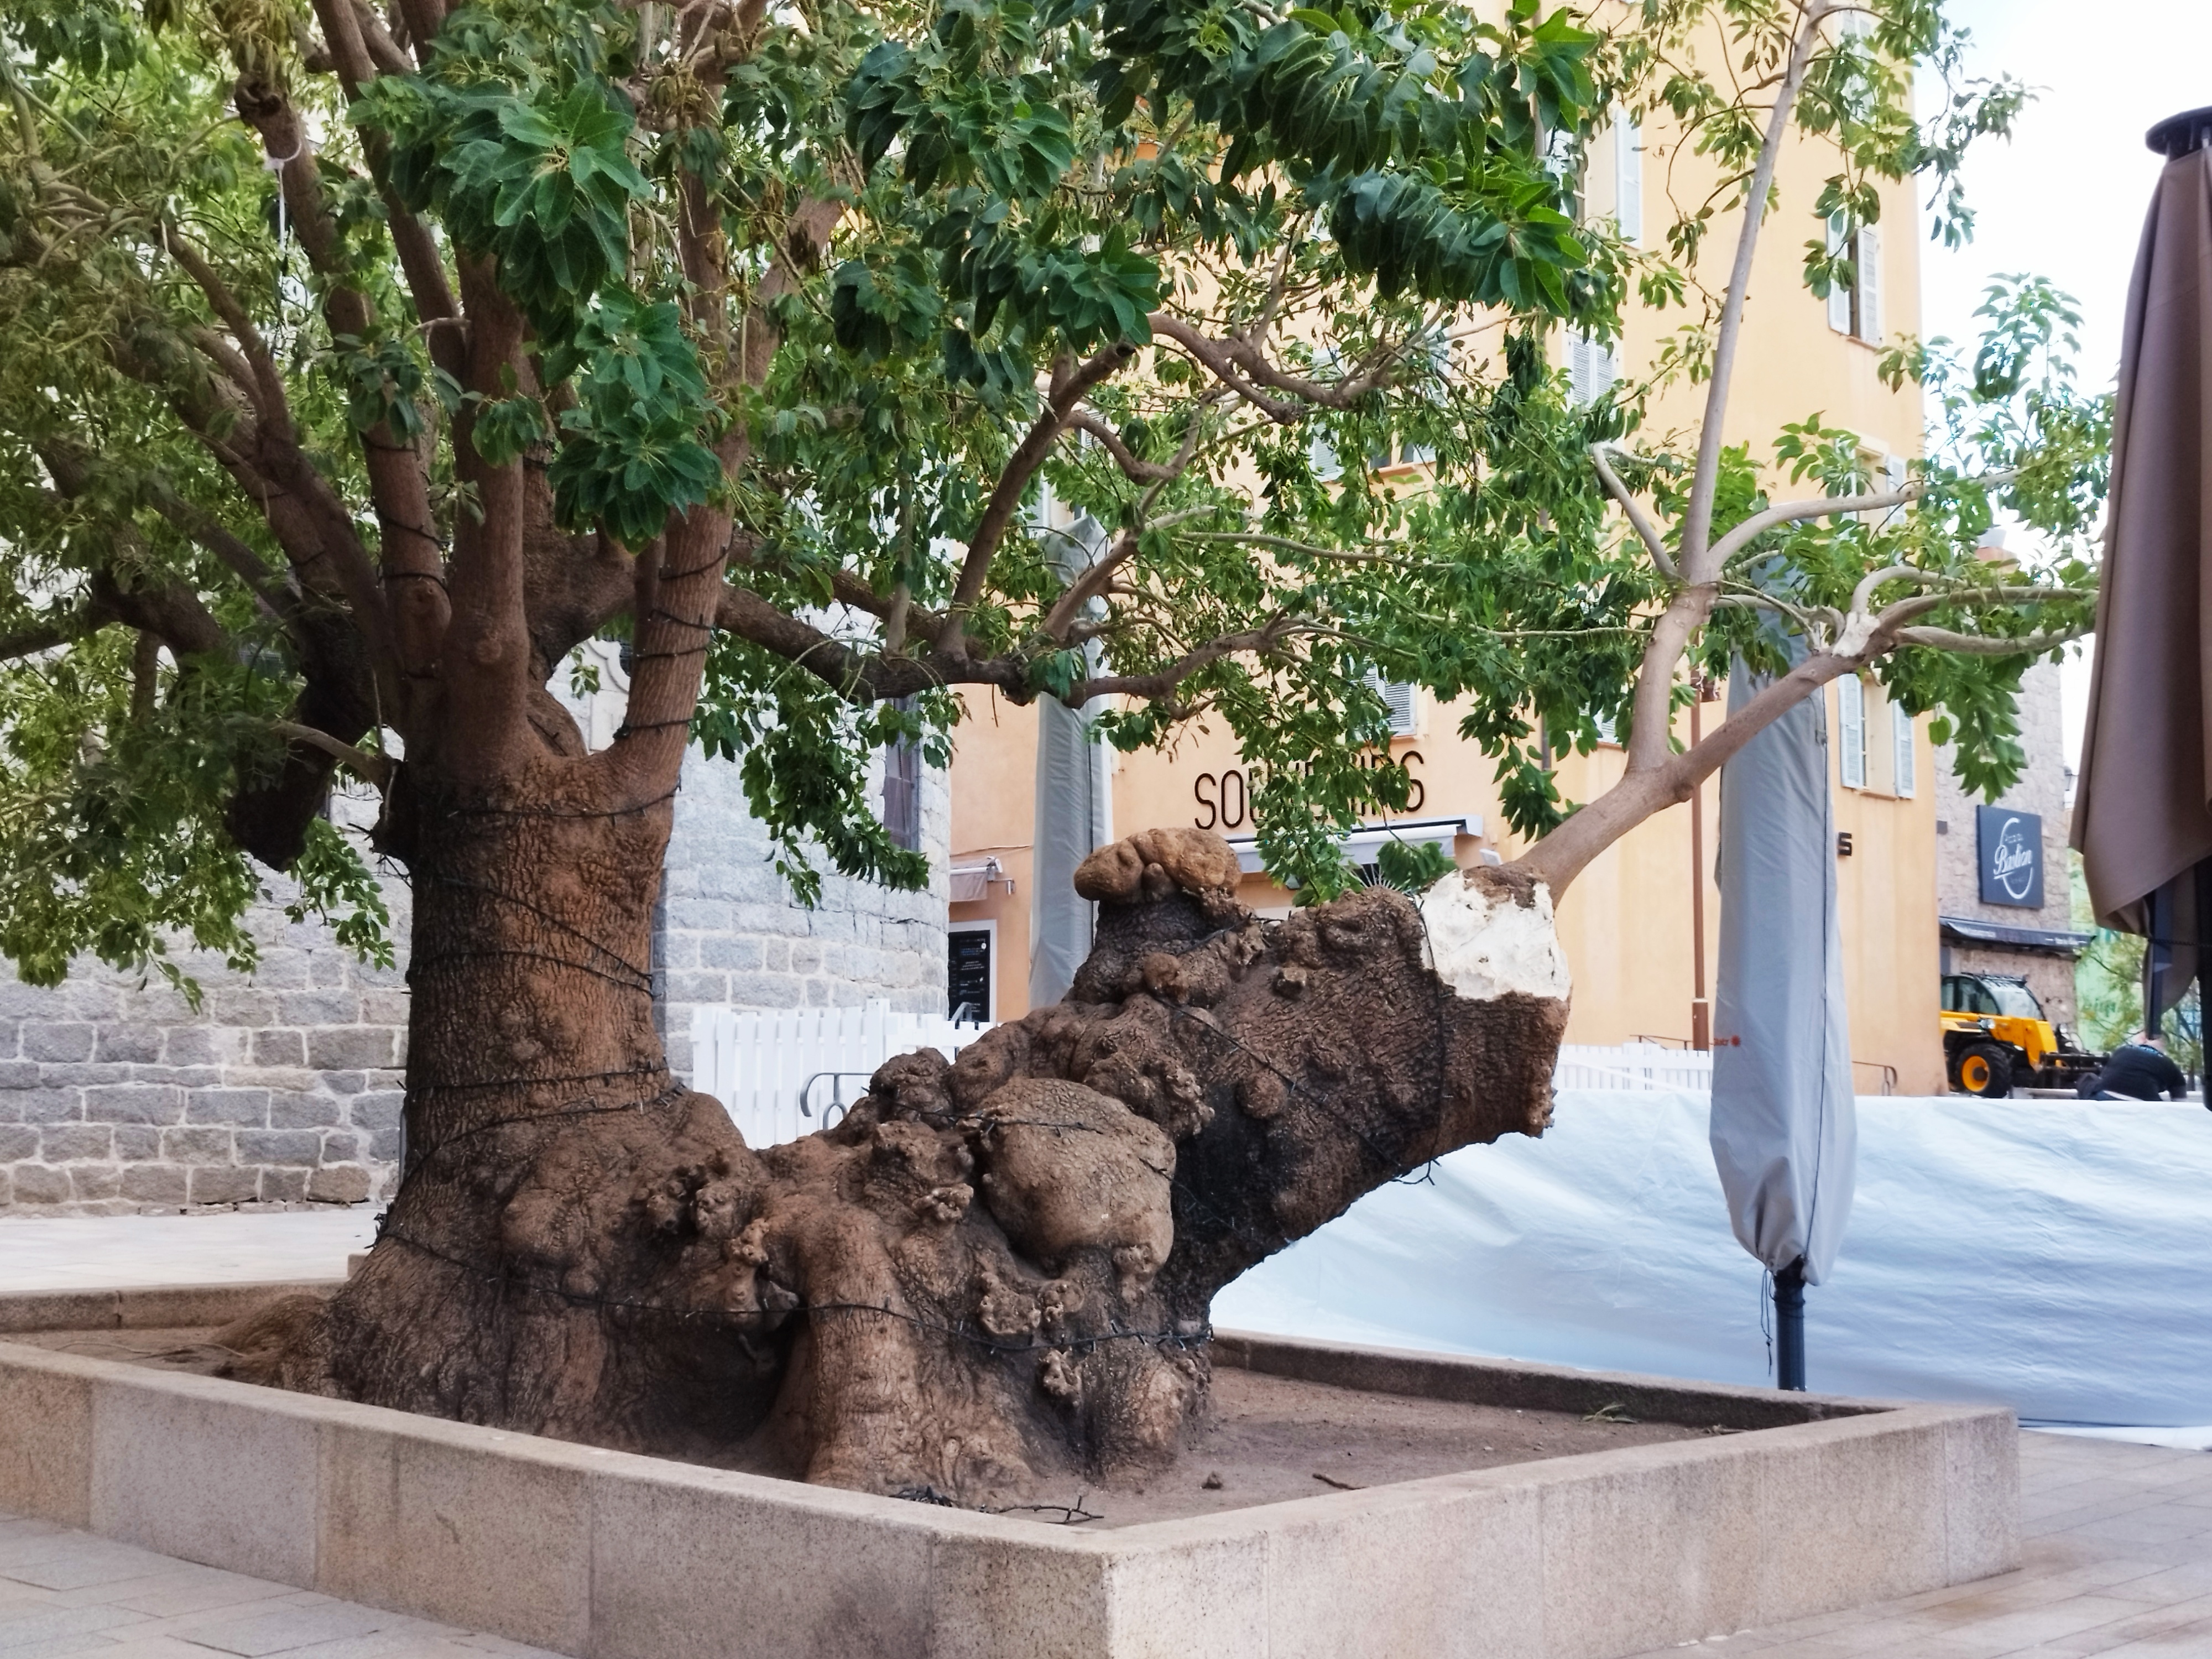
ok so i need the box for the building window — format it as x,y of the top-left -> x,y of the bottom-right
1892,700 -> 1916,798
1365,670 -> 1420,737
1837,674 -> 1866,789
881,718 -> 922,852
1613,108 -> 1642,246
1825,212 -> 1882,345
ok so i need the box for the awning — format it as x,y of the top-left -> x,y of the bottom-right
949,857 -> 1005,905
1219,815 -> 1483,877
1939,915 -> 2094,957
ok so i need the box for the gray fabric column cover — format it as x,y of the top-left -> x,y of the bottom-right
1029,512 -> 1114,1009
1709,654 -> 1858,1284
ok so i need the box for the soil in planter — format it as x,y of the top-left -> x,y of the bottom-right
12,1327 -> 1715,1528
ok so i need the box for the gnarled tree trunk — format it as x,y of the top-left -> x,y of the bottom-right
233,824 -> 1569,1501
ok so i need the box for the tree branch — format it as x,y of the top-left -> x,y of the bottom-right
234,81 -> 448,692
1066,410 -> 1178,482
1149,313 -> 1404,418
0,601 -> 108,662
143,485 -> 292,629
168,236 -> 291,434
1070,616 -> 1308,703
272,719 -> 393,789
309,0 -> 461,348
1588,444 -> 1678,581
1517,643 -> 1861,894
1681,2 -> 1834,574
1888,624 -> 2088,656
939,341 -> 1138,658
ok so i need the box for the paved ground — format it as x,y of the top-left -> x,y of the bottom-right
1630,1431 -> 2212,1658
0,1213 -> 374,1293
0,1515 -> 562,1659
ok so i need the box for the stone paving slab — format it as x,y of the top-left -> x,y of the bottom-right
0,1214 -> 375,1295
1627,1433 -> 2212,1659
0,1515 -> 562,1659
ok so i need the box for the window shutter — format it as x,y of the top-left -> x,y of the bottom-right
1614,111 -> 1642,246
1366,670 -> 1420,737
1892,700 -> 1916,797
1856,225 -> 1882,343
1827,213 -> 1854,334
1882,451 -> 1908,524
1308,346 -> 1344,478
1569,331 -> 1616,406
1838,675 -> 1866,789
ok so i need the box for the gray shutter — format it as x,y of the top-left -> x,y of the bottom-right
1892,701 -> 1916,797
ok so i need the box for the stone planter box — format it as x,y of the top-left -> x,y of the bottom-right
0,1282 -> 2016,1659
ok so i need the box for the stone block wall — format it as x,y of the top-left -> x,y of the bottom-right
655,740 -> 951,1084
2,650 -> 952,1213
0,871 -> 411,1215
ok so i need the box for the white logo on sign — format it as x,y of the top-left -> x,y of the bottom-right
1990,815 -> 2036,901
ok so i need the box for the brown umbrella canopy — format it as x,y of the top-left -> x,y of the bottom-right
2070,111 -> 2212,1025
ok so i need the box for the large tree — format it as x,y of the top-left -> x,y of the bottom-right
0,0 -> 2101,1495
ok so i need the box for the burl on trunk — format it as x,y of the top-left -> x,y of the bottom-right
231,825 -> 1569,1502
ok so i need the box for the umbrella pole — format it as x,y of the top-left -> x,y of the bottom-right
1775,1259 -> 1807,1390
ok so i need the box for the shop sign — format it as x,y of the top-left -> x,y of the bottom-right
1976,805 -> 2043,909
1193,752 -> 1425,830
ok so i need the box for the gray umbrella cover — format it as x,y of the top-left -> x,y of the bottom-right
1710,654 -> 1858,1284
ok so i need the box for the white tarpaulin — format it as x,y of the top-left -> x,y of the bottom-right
1215,1090 -> 2212,1435
1710,656 -> 1856,1282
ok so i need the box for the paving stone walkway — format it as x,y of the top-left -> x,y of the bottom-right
0,1515 -> 562,1659
1630,1431 -> 2212,1658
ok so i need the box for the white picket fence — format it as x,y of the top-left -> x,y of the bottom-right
691,1001 -> 995,1149
1553,1042 -> 1715,1093
693,1008 -> 1724,1150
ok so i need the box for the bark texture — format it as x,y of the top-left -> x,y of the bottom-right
229,823 -> 1568,1501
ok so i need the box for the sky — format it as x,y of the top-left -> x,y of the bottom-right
1914,0 -> 2212,768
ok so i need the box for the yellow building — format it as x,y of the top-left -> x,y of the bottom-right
946,62 -> 1946,1094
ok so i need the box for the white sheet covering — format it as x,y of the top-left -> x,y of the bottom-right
1215,1089 -> 2212,1433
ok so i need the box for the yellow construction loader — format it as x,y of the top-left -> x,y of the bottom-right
1940,972 -> 2103,1098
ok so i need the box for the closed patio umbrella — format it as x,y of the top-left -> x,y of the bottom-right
2071,108 -> 2212,1028
1710,644 -> 1858,1390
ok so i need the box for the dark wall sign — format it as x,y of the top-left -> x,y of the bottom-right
1194,751 -> 1424,830
1976,805 -> 2044,909
948,928 -> 992,1021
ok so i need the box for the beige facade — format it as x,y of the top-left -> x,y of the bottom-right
949,52 -> 1949,1093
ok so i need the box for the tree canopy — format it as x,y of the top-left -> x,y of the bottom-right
0,0 -> 2105,986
